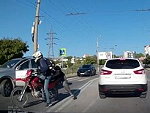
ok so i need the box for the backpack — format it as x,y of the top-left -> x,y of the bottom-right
44,58 -> 55,69
44,58 -> 56,76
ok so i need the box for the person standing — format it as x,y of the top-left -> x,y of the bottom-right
54,65 -> 77,100
32,51 -> 52,107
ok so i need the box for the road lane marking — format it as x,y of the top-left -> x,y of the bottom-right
78,78 -> 89,82
46,78 -> 98,112
67,77 -> 81,81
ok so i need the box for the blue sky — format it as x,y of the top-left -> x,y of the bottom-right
0,0 -> 150,57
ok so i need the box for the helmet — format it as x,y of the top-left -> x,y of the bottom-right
32,51 -> 43,62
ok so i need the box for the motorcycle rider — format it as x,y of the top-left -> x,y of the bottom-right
54,65 -> 77,100
32,51 -> 53,107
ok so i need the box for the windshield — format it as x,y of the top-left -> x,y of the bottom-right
0,59 -> 20,68
106,59 -> 140,69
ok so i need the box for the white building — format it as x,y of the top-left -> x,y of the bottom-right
144,45 -> 150,56
123,51 -> 135,58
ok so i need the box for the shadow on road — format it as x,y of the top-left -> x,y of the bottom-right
58,89 -> 80,101
23,99 -> 43,108
20,89 -> 81,108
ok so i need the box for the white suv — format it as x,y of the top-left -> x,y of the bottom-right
98,58 -> 147,99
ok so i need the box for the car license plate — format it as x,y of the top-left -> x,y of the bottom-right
115,76 -> 131,79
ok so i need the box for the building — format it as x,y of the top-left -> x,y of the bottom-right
144,45 -> 150,56
123,51 -> 135,58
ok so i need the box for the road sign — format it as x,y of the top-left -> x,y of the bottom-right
60,48 -> 67,57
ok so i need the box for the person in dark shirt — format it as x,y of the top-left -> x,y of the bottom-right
54,65 -> 77,100
32,51 -> 52,107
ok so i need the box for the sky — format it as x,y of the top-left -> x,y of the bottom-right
1,0 -> 150,58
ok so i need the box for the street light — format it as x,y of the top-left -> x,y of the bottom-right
110,45 -> 117,58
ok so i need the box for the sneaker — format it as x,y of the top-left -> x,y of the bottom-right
73,96 -> 77,100
71,94 -> 77,100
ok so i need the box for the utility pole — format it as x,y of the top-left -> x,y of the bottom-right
46,30 -> 57,59
96,37 -> 100,72
33,0 -> 41,52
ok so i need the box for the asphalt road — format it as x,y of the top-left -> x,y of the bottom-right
1,70 -> 150,113
0,74 -> 98,112
47,70 -> 150,113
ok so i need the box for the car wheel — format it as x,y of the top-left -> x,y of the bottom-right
0,79 -> 13,97
140,92 -> 147,98
99,92 -> 106,99
94,71 -> 96,75
99,94 -> 106,99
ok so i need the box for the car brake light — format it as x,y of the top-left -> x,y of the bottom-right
134,69 -> 145,74
100,69 -> 112,75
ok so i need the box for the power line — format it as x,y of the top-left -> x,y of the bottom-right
66,12 -> 86,16
132,9 -> 150,12
17,0 -> 65,32
47,0 -> 66,14
16,0 -> 36,8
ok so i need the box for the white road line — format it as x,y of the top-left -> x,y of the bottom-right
67,77 -> 80,81
78,78 -> 89,82
46,78 -> 98,112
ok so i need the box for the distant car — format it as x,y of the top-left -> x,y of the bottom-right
77,64 -> 96,76
0,57 -> 38,97
98,58 -> 147,99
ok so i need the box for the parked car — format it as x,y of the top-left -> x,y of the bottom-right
0,57 -> 38,97
77,64 -> 96,76
98,58 -> 147,99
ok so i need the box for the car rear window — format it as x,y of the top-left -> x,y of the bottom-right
105,59 -> 140,69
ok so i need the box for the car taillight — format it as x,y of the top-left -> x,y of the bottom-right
100,69 -> 112,75
134,69 -> 145,74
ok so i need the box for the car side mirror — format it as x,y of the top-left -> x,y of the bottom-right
16,66 -> 20,70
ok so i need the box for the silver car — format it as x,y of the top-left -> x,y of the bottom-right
0,57 -> 38,97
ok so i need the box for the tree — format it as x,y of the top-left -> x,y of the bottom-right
0,38 -> 29,64
135,53 -> 144,58
83,56 -> 97,64
143,55 -> 150,64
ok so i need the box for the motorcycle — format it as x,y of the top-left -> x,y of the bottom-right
11,69 -> 61,108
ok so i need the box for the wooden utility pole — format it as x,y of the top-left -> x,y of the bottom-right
33,0 -> 41,52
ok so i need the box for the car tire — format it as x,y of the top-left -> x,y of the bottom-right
140,92 -> 147,98
0,79 -> 13,97
99,92 -> 106,99
99,94 -> 106,99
